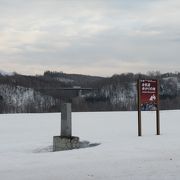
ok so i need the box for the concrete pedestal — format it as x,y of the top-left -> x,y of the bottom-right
53,136 -> 80,151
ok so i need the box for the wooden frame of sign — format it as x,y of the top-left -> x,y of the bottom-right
137,79 -> 160,136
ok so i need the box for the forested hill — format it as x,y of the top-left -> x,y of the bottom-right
43,71 -> 104,87
0,71 -> 180,113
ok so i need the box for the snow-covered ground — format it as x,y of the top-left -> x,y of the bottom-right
0,110 -> 180,180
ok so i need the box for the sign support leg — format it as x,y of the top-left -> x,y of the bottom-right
156,80 -> 160,135
137,80 -> 142,136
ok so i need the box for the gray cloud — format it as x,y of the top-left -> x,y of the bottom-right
0,0 -> 180,76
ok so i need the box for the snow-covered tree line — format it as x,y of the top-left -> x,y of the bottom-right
1,71 -> 180,113
0,84 -> 56,113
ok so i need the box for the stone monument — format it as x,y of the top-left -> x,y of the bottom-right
53,103 -> 80,151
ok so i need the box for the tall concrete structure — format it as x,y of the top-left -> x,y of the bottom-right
61,103 -> 72,137
53,103 -> 80,151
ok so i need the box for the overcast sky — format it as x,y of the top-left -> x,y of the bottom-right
0,0 -> 180,76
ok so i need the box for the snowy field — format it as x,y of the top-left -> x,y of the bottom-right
0,110 -> 180,180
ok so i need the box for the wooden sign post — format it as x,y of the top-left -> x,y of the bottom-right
137,79 -> 160,136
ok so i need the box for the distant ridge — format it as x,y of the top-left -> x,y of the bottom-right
0,70 -> 180,113
0,70 -> 14,76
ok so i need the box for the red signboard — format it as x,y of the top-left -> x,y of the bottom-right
137,79 -> 160,136
140,80 -> 158,111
